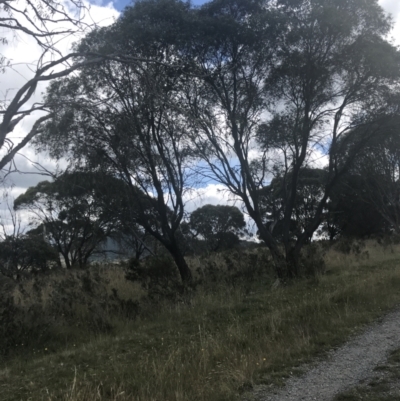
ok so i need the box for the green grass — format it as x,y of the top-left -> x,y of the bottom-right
1,242 -> 400,401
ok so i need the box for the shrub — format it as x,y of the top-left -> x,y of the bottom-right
334,238 -> 366,256
126,255 -> 184,302
0,266 -> 141,361
195,248 -> 270,292
0,233 -> 60,279
299,243 -> 326,277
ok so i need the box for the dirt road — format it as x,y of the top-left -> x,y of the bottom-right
250,307 -> 400,401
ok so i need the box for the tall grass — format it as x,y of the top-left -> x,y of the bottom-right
1,240 -> 400,401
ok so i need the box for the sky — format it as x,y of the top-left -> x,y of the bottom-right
1,0 -> 400,230
0,0 -> 227,221
114,0 -> 207,9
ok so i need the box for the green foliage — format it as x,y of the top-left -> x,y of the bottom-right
342,118 -> 400,234
0,232 -> 59,279
259,168 -> 327,242
298,243 -> 326,277
36,1 -> 196,282
255,0 -> 400,271
189,204 -> 246,252
126,255 -> 184,302
3,242 -> 400,400
14,171 -> 124,268
0,292 -> 54,359
116,0 -> 192,52
0,266 -> 139,361
196,248 -> 269,291
334,238 -> 367,257
323,175 -> 387,239
33,0 -> 400,280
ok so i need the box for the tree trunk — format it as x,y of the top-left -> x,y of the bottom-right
166,240 -> 193,285
255,219 -> 287,280
256,221 -> 302,280
60,251 -> 71,269
270,246 -> 287,280
285,246 -> 300,278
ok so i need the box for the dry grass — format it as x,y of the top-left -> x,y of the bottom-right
11,263 -> 146,308
1,240 -> 400,401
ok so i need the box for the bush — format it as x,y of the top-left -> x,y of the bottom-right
0,291 -> 53,359
299,243 -> 326,277
334,238 -> 366,256
195,248 -> 270,291
126,255 -> 184,302
0,233 -> 60,279
0,266 -> 140,361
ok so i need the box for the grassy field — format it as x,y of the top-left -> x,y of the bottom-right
1,240 -> 400,401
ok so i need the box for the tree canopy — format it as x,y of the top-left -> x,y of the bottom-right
189,204 -> 246,252
32,0 -> 400,281
14,171 -> 120,268
259,168 -> 328,242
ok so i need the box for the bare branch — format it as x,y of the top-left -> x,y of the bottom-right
0,114 -> 53,171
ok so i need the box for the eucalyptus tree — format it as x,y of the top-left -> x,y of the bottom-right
0,231 -> 60,279
32,0 -> 400,281
184,0 -> 289,274
186,0 -> 400,277
0,193 -> 58,279
259,168 -> 327,243
14,171 -> 119,268
321,174 -> 387,239
189,204 -> 246,252
344,120 -> 400,233
35,0 -> 197,283
259,0 -> 400,273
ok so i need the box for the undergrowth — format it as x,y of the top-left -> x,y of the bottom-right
1,240 -> 400,401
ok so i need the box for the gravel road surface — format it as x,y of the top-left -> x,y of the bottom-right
251,306 -> 400,401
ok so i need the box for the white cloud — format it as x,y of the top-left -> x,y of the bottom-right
2,0 -> 400,218
183,183 -> 259,235
379,0 -> 400,45
380,0 -> 400,21
184,183 -> 238,213
1,0 -> 120,189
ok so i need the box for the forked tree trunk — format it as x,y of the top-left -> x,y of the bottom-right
254,216 -> 303,280
255,218 -> 287,280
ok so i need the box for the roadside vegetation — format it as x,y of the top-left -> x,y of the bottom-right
2,0 -> 400,400
1,239 -> 400,401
